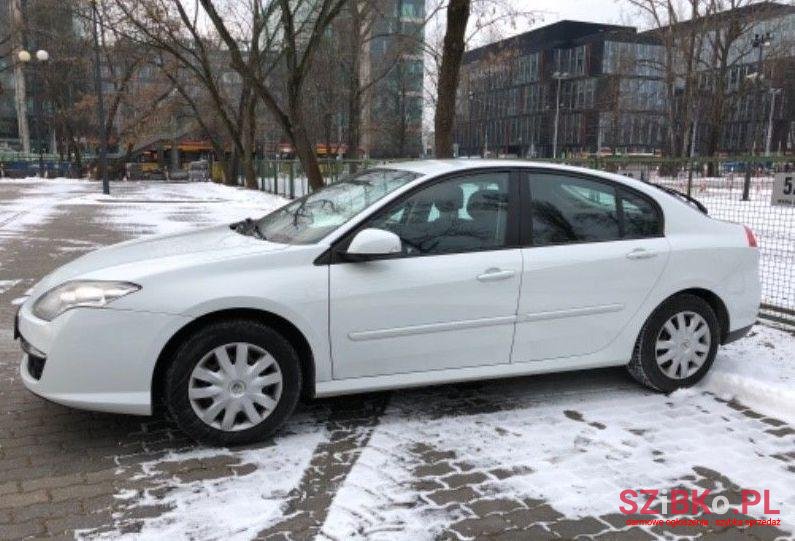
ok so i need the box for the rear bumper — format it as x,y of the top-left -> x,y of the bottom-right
722,323 -> 754,345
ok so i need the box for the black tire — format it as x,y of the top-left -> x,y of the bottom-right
627,294 -> 720,393
164,319 -> 302,446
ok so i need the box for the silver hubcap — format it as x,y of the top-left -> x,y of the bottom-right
189,342 -> 283,432
655,311 -> 711,379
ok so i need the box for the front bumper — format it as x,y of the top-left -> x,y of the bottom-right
16,303 -> 189,416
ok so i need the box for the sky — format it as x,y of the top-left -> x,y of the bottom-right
527,0 -> 628,28
454,0 -> 640,53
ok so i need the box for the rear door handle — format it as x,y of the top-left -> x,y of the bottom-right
477,268 -> 516,282
626,248 -> 657,260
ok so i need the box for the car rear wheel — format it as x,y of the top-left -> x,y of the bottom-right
628,294 -> 719,393
164,319 -> 302,445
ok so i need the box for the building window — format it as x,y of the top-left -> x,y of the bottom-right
555,45 -> 587,76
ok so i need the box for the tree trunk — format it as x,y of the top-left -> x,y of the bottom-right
346,0 -> 363,161
434,0 -> 470,158
75,144 -> 82,177
242,157 -> 257,189
294,124 -> 324,191
347,91 -> 361,161
10,0 -> 31,154
225,150 -> 239,186
242,91 -> 258,189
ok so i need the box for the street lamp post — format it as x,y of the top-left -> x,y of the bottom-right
467,91 -> 475,158
552,71 -> 569,159
742,32 -> 771,201
17,48 -> 49,177
90,0 -> 110,195
765,88 -> 782,156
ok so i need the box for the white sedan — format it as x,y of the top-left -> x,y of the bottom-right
15,161 -> 761,445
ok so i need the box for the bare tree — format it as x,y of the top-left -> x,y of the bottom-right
699,0 -> 782,166
111,0 -> 270,187
434,0 -> 470,158
427,0 -> 535,157
624,0 -> 709,158
198,0 -> 347,190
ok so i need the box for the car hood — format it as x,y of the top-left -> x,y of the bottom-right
32,225 -> 287,294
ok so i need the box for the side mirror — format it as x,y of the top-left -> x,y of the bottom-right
345,228 -> 402,259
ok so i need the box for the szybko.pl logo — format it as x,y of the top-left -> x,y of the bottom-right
619,489 -> 782,528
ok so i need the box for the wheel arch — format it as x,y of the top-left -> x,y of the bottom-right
658,288 -> 730,343
151,308 -> 316,412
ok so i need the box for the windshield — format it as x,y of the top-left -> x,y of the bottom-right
254,168 -> 421,244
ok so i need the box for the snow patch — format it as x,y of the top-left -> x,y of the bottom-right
698,325 -> 795,424
0,279 -> 20,295
85,419 -> 328,541
321,326 -> 795,540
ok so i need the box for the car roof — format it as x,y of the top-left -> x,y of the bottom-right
384,159 -> 609,179
385,159 -> 659,193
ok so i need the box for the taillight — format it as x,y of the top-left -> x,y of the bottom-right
744,225 -> 757,248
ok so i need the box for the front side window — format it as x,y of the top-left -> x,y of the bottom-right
366,172 -> 511,256
528,173 -> 621,245
255,169 -> 420,244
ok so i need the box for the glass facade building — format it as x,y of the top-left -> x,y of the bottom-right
455,3 -> 795,158
455,21 -> 665,158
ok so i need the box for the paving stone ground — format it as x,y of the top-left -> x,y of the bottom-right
0,179 -> 792,540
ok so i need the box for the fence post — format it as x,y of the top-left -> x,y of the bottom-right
289,160 -> 295,199
271,158 -> 281,195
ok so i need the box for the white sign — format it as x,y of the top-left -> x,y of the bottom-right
771,172 -> 795,207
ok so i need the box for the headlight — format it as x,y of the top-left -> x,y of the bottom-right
32,280 -> 141,321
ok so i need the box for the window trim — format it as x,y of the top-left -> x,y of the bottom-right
518,168 -> 664,248
318,167 -> 523,265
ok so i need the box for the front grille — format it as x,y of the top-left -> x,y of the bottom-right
27,354 -> 46,380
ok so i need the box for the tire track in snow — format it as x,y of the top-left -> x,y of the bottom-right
256,394 -> 389,540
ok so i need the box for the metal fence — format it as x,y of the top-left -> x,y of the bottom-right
252,158 -> 395,199
246,155 -> 794,327
0,151 -> 74,178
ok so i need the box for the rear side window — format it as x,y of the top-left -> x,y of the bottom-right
528,173 -> 621,245
620,189 -> 663,238
527,172 -> 662,246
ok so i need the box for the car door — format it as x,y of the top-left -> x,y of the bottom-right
511,170 -> 670,363
329,170 -> 523,379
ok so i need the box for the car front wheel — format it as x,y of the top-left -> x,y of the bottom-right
164,319 -> 302,445
628,294 -> 720,393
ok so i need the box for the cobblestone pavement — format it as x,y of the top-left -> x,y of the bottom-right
0,180 -> 793,540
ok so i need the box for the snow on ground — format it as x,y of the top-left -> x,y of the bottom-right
0,177 -> 289,240
700,324 -> 795,425
0,279 -> 20,295
319,326 -> 795,540
86,414 -> 329,541
81,180 -> 290,237
0,177 -> 90,234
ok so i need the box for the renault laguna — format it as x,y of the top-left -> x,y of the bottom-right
15,161 -> 761,445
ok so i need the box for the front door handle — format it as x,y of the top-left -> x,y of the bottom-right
477,268 -> 516,282
626,248 -> 657,260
